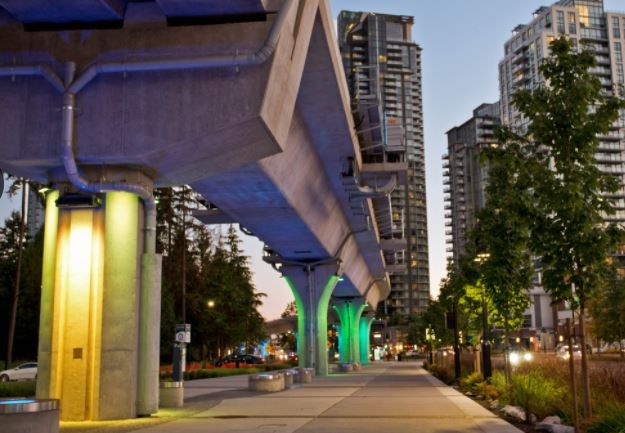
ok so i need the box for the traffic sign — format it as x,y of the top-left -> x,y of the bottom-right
175,324 -> 191,343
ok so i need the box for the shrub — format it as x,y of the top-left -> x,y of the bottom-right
427,363 -> 454,385
168,367 -> 262,381
0,381 -> 36,398
510,371 -> 565,420
262,364 -> 291,372
475,382 -> 501,401
490,371 -> 509,396
460,372 -> 484,394
589,363 -> 625,404
587,402 -> 625,433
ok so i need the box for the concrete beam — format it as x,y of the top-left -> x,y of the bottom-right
0,0 -> 303,186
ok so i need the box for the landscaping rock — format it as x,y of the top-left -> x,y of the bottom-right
529,413 -> 537,424
503,405 -> 526,422
542,416 -> 562,425
535,415 -> 563,432
550,425 -> 574,433
489,400 -> 501,411
535,424 -> 574,433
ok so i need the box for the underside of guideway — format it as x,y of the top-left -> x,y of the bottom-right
0,0 -> 406,420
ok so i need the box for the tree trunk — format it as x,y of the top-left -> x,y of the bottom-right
503,324 -> 511,384
6,180 -> 27,369
567,317 -> 580,433
578,305 -> 592,418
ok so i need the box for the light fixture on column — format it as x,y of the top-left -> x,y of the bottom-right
56,192 -> 102,209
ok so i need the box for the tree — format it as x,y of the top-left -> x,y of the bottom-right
589,264 -> 625,360
474,136 -> 534,382
155,187 -> 268,364
3,176 -> 27,369
281,301 -> 297,318
510,37 -> 625,418
0,210 -> 43,366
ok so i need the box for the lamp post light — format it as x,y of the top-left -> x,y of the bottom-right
425,325 -> 435,365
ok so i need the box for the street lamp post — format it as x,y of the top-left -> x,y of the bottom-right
474,252 -> 492,379
425,325 -> 435,365
452,300 -> 461,380
481,294 -> 492,379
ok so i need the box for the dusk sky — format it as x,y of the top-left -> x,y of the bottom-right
1,0 -> 622,320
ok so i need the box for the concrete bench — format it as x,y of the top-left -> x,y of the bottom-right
294,367 -> 313,384
282,369 -> 296,387
248,372 -> 285,392
338,362 -> 353,372
159,381 -> 184,408
0,398 -> 59,433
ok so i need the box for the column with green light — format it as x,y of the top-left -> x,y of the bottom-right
359,313 -> 375,364
282,264 -> 340,376
333,298 -> 367,363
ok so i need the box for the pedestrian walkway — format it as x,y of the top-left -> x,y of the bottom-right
139,362 -> 522,433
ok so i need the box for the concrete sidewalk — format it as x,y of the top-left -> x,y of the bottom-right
134,361 -> 522,433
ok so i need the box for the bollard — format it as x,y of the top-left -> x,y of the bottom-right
159,381 -> 184,408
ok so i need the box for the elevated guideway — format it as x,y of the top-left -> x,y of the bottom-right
0,0 -> 406,420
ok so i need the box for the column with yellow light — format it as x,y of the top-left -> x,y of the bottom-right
36,182 -> 161,421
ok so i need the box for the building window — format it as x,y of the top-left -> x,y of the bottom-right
615,42 -> 623,63
614,17 -> 621,39
568,12 -> 576,34
557,11 -> 565,34
523,314 -> 533,328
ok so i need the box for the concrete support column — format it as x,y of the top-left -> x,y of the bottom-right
359,313 -> 375,364
36,181 -> 161,421
282,264 -> 340,376
333,298 -> 367,364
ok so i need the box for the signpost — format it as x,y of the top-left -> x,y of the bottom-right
173,324 -> 191,382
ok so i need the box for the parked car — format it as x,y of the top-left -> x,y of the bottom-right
556,344 -> 582,360
214,354 -> 264,368
0,362 -> 37,382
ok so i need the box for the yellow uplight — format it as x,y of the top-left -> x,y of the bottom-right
52,207 -> 104,421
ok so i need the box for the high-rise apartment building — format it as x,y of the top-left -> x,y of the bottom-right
338,11 -> 429,315
444,0 -> 625,346
26,185 -> 45,240
499,0 -> 625,223
444,102 -> 500,263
